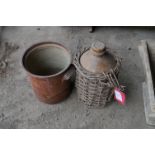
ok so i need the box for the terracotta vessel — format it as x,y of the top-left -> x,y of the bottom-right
22,42 -> 74,104
80,41 -> 117,73
74,41 -> 121,107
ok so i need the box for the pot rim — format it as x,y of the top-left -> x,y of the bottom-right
22,42 -> 72,78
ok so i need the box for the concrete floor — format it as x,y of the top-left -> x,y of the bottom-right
0,26 -> 155,129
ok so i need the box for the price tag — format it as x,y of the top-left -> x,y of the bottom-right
114,87 -> 126,105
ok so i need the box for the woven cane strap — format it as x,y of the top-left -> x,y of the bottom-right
73,47 -> 122,107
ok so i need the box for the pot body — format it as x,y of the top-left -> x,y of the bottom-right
22,42 -> 73,104
28,70 -> 72,104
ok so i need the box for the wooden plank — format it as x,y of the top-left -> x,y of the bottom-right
139,40 -> 155,111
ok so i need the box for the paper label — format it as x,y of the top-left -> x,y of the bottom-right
114,88 -> 126,105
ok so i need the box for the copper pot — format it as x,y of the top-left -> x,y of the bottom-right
22,42 -> 74,104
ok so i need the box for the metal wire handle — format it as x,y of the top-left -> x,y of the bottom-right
63,65 -> 75,81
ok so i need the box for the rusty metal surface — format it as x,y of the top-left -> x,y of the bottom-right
22,42 -> 73,104
29,71 -> 72,104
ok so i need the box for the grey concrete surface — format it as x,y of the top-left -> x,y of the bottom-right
0,26 -> 155,129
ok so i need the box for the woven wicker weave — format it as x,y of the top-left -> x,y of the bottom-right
73,48 -> 122,107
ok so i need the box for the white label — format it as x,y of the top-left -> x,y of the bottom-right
114,90 -> 123,102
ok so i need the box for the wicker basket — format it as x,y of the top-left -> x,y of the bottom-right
73,47 -> 122,107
